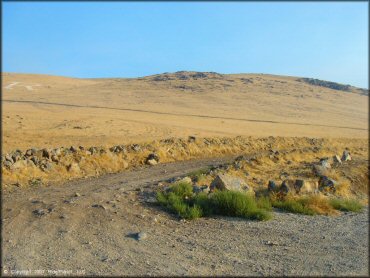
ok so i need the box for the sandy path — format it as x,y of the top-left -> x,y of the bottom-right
2,156 -> 369,276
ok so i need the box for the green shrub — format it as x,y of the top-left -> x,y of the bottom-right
170,182 -> 193,199
329,198 -> 363,212
272,198 -> 316,215
156,184 -> 272,221
256,196 -> 273,211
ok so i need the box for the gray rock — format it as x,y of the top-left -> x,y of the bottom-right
319,158 -> 331,169
319,176 -> 337,192
341,150 -> 351,161
5,154 -> 13,163
3,160 -> 13,168
42,148 -> 51,159
132,144 -> 141,152
210,174 -> 250,192
268,180 -> 278,192
88,147 -> 98,155
333,155 -> 342,165
40,161 -> 53,172
70,146 -> 78,153
33,209 -> 46,216
54,148 -> 62,156
136,231 -> 148,241
30,156 -> 39,165
188,136 -> 196,143
295,179 -> 319,194
146,159 -> 158,166
25,148 -> 37,157
92,204 -> 106,210
280,180 -> 296,194
51,155 -> 59,162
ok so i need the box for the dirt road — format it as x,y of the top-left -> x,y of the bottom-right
2,157 -> 369,276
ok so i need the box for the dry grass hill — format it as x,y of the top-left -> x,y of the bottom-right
2,71 -> 368,153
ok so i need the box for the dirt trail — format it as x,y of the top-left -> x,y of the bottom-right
2,156 -> 369,276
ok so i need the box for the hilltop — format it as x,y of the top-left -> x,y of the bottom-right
2,71 -> 368,152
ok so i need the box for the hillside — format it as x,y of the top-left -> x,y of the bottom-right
2,71 -> 368,152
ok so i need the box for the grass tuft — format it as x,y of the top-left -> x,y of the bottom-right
329,198 -> 363,212
157,182 -> 272,221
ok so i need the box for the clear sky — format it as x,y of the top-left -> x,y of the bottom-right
3,2 -> 369,88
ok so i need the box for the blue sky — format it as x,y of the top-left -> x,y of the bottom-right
3,2 -> 368,88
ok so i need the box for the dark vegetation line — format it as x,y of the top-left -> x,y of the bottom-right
2,99 -> 367,131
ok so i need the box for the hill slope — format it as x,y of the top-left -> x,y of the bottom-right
2,72 -> 368,152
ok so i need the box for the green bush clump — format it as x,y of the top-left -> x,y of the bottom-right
272,198 -> 316,215
157,182 -> 272,221
329,198 -> 363,212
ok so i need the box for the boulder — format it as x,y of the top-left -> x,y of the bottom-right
40,161 -> 53,172
280,180 -> 296,194
146,153 -> 159,165
319,158 -> 331,169
295,179 -> 319,194
25,148 -> 37,157
341,150 -> 351,162
319,176 -> 337,192
42,148 -> 51,159
210,174 -> 250,192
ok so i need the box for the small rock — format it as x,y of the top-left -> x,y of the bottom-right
92,204 -> 106,210
146,159 -> 158,166
51,155 -> 59,162
74,192 -> 81,197
319,158 -> 331,169
188,136 -> 196,143
33,209 -> 46,216
136,231 -> 148,241
132,144 -> 141,152
70,146 -> 78,153
40,161 -> 53,172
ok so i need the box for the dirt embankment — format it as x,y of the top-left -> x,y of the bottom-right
2,136 -> 367,191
